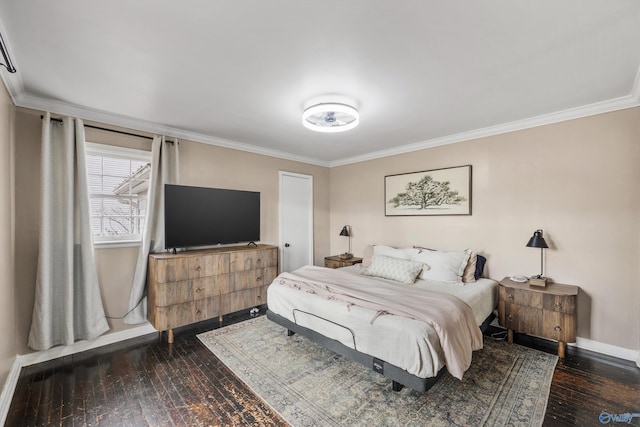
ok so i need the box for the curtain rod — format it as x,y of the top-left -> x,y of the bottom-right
42,115 -> 158,141
0,32 -> 16,73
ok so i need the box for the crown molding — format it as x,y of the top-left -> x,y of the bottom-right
9,70 -> 640,170
13,93 -> 331,168
632,64 -> 640,101
329,92 -> 640,167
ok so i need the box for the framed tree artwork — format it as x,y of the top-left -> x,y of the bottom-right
385,165 -> 472,216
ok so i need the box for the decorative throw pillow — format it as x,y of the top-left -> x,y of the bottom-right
361,245 -> 374,267
362,254 -> 424,284
462,252 -> 477,283
475,255 -> 487,279
411,249 -> 471,284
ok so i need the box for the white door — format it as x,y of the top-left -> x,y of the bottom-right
279,171 -> 313,272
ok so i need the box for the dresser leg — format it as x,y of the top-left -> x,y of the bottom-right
167,329 -> 174,344
558,341 -> 566,358
507,329 -> 513,343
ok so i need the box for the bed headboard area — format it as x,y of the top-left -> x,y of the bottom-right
360,244 -> 486,286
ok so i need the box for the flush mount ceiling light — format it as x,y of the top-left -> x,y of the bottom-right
302,103 -> 359,133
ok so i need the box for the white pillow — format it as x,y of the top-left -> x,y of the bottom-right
411,249 -> 471,284
362,254 -> 424,284
373,245 -> 420,260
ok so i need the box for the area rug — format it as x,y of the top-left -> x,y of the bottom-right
197,316 -> 557,427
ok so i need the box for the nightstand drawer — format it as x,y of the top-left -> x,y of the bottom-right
542,294 -> 575,314
500,287 -> 543,309
501,304 -> 575,342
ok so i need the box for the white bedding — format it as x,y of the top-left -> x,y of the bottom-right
267,264 -> 498,378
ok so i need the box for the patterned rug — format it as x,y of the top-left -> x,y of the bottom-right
197,316 -> 557,427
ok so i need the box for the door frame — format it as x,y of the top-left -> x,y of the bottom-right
278,171 -> 314,273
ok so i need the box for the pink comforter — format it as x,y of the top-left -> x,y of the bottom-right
276,265 -> 483,380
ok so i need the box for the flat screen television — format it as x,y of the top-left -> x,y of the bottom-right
164,184 -> 260,249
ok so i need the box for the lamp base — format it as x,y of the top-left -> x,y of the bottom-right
529,276 -> 547,287
339,253 -> 353,260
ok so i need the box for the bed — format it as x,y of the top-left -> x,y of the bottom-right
266,247 -> 498,393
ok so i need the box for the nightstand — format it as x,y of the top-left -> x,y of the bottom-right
498,277 -> 578,358
324,255 -> 363,269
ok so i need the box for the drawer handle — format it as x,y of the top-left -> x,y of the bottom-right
507,314 -> 513,322
195,309 -> 201,315
256,276 -> 262,282
554,325 -> 562,332
507,294 -> 514,301
257,258 -> 262,263
195,287 -> 202,293
195,266 -> 201,271
554,303 -> 562,310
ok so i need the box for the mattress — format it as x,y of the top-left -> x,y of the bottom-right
267,264 -> 498,378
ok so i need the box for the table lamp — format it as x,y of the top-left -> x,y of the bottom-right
526,229 -> 548,287
339,225 -> 353,259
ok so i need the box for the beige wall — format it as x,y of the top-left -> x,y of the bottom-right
0,82 -> 16,385
13,108 -> 330,354
330,107 -> 640,350
9,101 -> 640,358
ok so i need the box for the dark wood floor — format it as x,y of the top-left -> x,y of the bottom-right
7,309 -> 640,426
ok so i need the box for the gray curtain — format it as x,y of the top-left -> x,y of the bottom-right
28,113 -> 110,350
124,135 -> 179,324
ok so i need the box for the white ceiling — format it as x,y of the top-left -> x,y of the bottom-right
1,1 -> 639,166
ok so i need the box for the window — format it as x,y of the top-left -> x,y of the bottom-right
86,143 -> 152,245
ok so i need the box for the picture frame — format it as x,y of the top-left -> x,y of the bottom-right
385,165 -> 472,216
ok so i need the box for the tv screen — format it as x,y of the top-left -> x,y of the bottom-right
164,184 -> 260,249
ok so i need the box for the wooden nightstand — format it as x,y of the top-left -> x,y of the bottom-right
498,277 -> 578,358
324,255 -> 363,269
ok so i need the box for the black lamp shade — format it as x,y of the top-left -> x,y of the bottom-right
526,229 -> 548,248
339,226 -> 350,237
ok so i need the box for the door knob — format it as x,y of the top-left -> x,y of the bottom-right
284,243 -> 290,247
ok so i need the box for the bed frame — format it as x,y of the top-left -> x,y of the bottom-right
266,309 -> 494,393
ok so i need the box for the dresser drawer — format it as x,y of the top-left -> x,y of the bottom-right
153,258 -> 189,283
224,288 -> 263,314
230,267 -> 277,292
188,253 -> 229,278
230,249 -> 278,272
151,297 -> 220,330
153,275 -> 230,306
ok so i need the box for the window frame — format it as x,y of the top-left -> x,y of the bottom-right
85,142 -> 152,248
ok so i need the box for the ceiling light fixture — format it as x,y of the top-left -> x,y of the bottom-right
302,103 -> 359,133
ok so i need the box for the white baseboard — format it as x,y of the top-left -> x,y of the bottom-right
0,358 -> 21,427
18,323 -> 157,367
571,337 -> 640,365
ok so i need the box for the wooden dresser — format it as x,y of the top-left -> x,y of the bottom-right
498,277 -> 578,358
147,244 -> 278,343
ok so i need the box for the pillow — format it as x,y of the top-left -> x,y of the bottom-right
373,245 -> 420,260
462,252 -> 477,283
362,254 -> 424,284
475,255 -> 486,279
411,249 -> 471,284
362,245 -> 374,267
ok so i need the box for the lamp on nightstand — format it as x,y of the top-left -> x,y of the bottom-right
526,229 -> 549,286
339,225 -> 353,259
